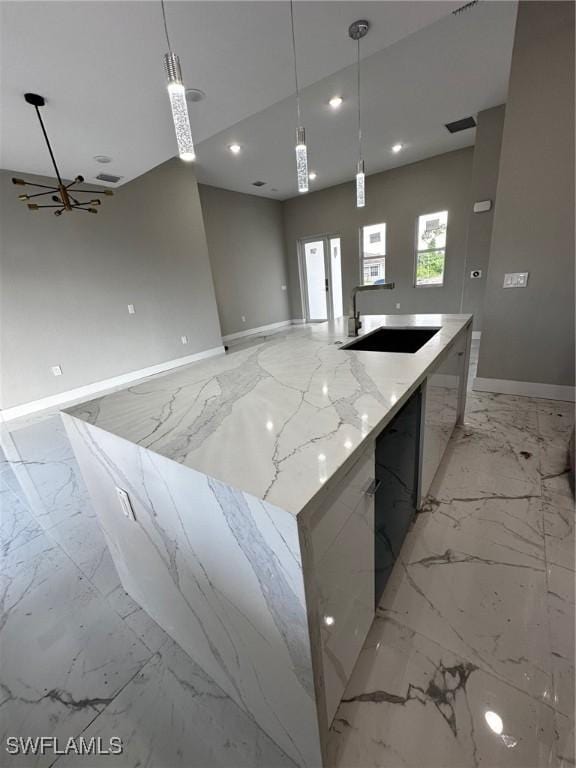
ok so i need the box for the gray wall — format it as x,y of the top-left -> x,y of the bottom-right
461,105 -> 505,331
0,159 -> 223,409
477,1 -> 575,387
282,147 -> 474,320
198,185 -> 291,337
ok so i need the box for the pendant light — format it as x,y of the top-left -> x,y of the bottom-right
289,0 -> 308,194
161,0 -> 195,161
349,20 -> 369,208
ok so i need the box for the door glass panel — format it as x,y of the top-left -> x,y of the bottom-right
304,240 -> 327,320
329,237 -> 343,319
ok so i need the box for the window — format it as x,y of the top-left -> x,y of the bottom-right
415,210 -> 448,286
361,222 -> 386,285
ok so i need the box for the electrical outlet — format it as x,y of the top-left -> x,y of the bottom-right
181,335 -> 188,345
281,285 -> 287,291
127,304 -> 135,314
241,315 -> 246,323
51,365 -> 62,377
396,303 -> 401,310
116,487 -> 136,521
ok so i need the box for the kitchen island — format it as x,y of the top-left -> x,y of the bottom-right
63,314 -> 472,768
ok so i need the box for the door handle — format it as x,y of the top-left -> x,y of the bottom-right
365,478 -> 381,496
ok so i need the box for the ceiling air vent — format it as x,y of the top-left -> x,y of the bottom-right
452,0 -> 479,15
445,116 -> 477,133
96,173 -> 123,183
252,181 -> 266,187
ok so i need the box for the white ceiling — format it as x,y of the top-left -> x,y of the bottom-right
194,0 -> 518,198
0,1 -> 517,197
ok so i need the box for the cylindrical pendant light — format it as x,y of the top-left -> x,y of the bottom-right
161,1 -> 195,162
349,20 -> 369,208
290,1 -> 309,193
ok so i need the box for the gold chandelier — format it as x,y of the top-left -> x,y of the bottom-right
12,93 -> 113,216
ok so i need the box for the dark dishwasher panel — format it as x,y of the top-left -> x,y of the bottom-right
374,388 -> 421,607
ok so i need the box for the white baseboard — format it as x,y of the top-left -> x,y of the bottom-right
291,318 -> 306,325
472,331 -> 482,340
0,346 -> 226,422
473,377 -> 575,402
222,320 -> 294,342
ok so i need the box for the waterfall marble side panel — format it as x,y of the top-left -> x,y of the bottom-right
63,415 -> 322,768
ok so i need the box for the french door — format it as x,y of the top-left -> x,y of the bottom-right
299,235 -> 343,322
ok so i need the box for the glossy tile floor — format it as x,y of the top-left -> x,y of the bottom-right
1,341 -> 574,767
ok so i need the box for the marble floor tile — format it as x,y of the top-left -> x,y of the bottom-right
546,564 -> 575,657
544,503 -> 575,572
52,640 -> 296,768
378,510 -> 553,704
554,713 -> 575,768
0,534 -> 151,768
540,442 -> 574,511
536,402 -> 575,447
328,616 -> 556,768
546,564 -> 575,720
430,428 -> 542,503
420,495 -> 545,566
0,485 -> 43,557
464,392 -> 540,445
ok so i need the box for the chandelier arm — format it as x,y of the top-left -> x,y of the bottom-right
18,181 -> 59,190
34,105 -> 65,187
24,190 -> 56,199
67,188 -> 106,194
31,204 -> 67,208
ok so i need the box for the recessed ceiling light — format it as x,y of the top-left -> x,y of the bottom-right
228,143 -> 242,154
308,171 -> 317,180
185,88 -> 206,103
94,155 -> 112,164
329,95 -> 343,109
392,143 -> 403,153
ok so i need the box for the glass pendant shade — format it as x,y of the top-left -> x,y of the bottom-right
295,126 -> 309,194
356,160 -> 365,208
164,52 -> 195,162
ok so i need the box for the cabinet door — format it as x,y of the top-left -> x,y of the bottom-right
305,447 -> 375,726
420,333 -> 467,498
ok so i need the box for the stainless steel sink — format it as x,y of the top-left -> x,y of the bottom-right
341,326 -> 440,353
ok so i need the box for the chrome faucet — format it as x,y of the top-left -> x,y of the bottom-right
348,282 -> 396,336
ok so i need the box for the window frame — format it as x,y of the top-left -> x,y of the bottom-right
413,210 -> 448,288
359,222 -> 387,286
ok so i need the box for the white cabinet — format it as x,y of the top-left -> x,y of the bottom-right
303,445 -> 375,726
420,330 -> 468,499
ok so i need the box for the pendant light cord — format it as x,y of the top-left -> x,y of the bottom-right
289,0 -> 302,124
357,38 -> 362,164
160,0 -> 172,52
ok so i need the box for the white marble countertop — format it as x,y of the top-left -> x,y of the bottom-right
66,314 -> 472,517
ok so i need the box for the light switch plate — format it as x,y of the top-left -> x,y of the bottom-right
503,272 -> 529,288
181,335 -> 188,345
127,304 -> 135,314
116,487 -> 136,521
51,365 -> 62,377
473,200 -> 492,213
